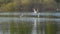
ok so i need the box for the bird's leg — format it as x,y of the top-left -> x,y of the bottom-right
38,13 -> 39,18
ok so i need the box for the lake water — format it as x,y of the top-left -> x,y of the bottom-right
0,12 -> 60,34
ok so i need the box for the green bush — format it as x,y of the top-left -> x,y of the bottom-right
1,2 -> 15,11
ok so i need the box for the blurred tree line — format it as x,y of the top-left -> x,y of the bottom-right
0,0 -> 60,12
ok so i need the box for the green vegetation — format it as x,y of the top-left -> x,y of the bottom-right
0,0 -> 14,11
55,0 -> 60,3
0,0 -> 56,12
1,2 -> 14,11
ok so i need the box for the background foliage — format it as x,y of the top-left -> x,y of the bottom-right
0,0 -> 59,12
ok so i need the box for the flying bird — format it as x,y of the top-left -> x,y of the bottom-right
33,8 -> 38,14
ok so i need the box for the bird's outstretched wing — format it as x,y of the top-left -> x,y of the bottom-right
33,9 -> 38,13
